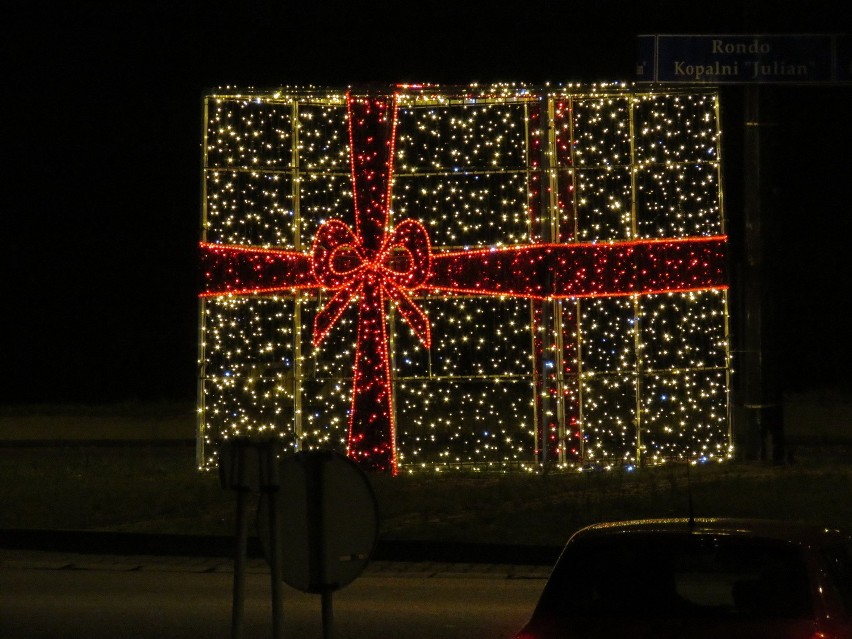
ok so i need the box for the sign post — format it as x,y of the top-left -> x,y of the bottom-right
637,33 -> 851,462
218,439 -> 284,639
258,450 -> 379,639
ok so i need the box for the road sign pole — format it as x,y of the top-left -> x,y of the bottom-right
634,33 -> 842,465
306,453 -> 335,639
230,455 -> 250,639
263,450 -> 284,639
740,84 -> 784,462
257,450 -> 379,638
219,440 -> 285,639
322,588 -> 334,639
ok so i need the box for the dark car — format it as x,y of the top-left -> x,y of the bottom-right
516,518 -> 852,639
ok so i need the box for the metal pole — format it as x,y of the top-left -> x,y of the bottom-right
567,96 -> 586,464
197,96 -> 212,469
545,97 -> 568,466
627,94 -> 644,466
537,96 -> 557,467
268,484 -> 283,639
740,84 -> 784,463
231,484 -> 248,639
292,100 -> 304,451
321,589 -> 334,639
306,453 -> 331,636
523,102 -> 542,465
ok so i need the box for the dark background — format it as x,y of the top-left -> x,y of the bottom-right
3,1 -> 851,405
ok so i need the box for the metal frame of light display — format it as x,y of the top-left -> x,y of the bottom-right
198,83 -> 731,474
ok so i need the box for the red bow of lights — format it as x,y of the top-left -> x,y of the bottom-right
311,217 -> 432,349
200,92 -> 728,474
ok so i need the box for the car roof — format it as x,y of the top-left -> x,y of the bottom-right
570,518 -> 848,545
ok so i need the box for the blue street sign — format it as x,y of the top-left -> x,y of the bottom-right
637,34 -> 852,84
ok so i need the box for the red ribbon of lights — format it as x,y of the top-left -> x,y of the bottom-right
200,91 -> 728,474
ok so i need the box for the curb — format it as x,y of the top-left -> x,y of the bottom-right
0,529 -> 561,566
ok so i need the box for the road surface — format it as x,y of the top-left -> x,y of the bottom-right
0,550 -> 547,639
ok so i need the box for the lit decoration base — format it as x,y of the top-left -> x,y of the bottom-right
198,84 -> 731,474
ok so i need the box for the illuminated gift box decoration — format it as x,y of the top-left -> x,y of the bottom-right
198,84 -> 730,473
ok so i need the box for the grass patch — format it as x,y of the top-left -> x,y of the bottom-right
2,444 -> 851,547
0,445 -> 231,534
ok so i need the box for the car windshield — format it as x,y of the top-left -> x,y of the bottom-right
538,532 -> 813,620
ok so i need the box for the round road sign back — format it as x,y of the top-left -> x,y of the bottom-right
258,450 -> 378,593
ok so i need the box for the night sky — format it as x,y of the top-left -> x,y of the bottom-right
4,1 -> 851,405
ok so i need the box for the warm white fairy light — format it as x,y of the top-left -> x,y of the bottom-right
198,84 -> 730,472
